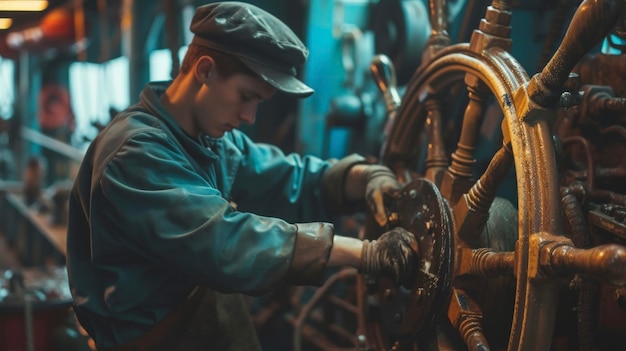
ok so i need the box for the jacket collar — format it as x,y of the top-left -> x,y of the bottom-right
138,81 -> 225,154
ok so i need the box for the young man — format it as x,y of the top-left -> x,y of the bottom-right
66,2 -> 419,350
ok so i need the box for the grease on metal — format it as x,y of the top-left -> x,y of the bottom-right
502,93 -> 513,108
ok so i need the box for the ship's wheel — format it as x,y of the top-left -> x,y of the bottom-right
359,1 -> 626,350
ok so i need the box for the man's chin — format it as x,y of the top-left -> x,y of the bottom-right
207,130 -> 226,138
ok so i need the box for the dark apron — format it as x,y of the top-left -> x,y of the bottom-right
97,288 -> 262,351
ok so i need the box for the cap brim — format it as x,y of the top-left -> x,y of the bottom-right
238,57 -> 314,98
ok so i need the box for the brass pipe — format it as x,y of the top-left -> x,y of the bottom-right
546,244 -> 626,286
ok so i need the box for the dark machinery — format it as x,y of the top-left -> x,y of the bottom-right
291,0 -> 626,350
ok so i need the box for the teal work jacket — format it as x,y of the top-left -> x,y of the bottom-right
66,82 -> 339,348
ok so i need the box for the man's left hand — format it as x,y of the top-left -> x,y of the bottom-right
362,165 -> 401,227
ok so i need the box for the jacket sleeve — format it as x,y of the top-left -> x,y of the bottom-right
229,131 -> 334,222
320,153 -> 368,214
98,129 -> 332,295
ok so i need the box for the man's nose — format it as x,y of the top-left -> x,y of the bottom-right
239,104 -> 257,124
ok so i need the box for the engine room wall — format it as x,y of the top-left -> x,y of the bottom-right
298,0 -> 432,159
299,0 -> 376,158
295,0 -> 590,160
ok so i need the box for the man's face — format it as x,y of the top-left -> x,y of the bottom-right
194,70 -> 276,138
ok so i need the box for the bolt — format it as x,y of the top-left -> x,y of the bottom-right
426,220 -> 433,231
614,288 -> 626,308
409,189 -> 417,199
388,212 -> 399,224
415,287 -> 425,302
394,312 -> 403,323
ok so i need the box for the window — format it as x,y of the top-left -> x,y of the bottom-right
69,56 -> 129,145
0,57 -> 14,120
149,46 -> 188,81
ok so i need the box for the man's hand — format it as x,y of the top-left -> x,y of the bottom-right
362,165 -> 401,227
359,227 -> 419,287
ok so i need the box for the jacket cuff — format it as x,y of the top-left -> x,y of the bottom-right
321,153 -> 368,215
286,222 -> 335,286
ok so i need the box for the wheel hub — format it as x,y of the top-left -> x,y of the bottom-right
371,178 -> 454,340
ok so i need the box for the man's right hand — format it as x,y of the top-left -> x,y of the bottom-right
359,227 -> 419,287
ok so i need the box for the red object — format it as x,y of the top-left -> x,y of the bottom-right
2,8 -> 84,54
0,307 -> 69,351
40,8 -> 75,40
38,84 -> 75,131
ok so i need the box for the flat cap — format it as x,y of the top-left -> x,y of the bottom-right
190,1 -> 314,97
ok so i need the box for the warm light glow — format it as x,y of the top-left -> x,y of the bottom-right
0,1 -> 48,11
0,17 -> 11,29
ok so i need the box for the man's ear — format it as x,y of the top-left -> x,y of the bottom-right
194,56 -> 215,83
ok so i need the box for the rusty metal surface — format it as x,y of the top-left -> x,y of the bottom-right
373,178 -> 453,341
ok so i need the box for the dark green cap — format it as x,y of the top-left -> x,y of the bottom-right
190,1 -> 314,97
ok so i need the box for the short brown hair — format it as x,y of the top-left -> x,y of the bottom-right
179,44 -> 257,78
